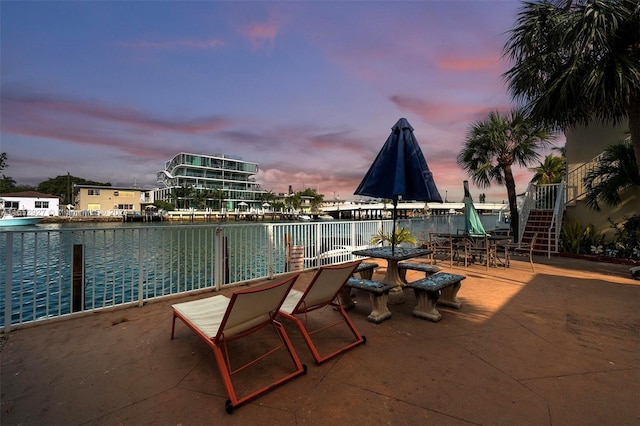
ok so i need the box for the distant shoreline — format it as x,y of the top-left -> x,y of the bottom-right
39,212 -> 300,224
41,216 -> 124,224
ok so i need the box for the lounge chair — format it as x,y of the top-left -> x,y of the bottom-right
171,273 -> 306,414
279,261 -> 366,364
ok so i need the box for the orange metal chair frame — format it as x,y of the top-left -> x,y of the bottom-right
279,261 -> 366,364
171,273 -> 306,414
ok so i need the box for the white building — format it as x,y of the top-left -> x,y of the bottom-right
0,191 -> 60,216
155,152 -> 266,211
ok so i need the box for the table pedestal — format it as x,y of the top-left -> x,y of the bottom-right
382,260 -> 406,304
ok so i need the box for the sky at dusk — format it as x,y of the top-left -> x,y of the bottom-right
0,1 -> 562,203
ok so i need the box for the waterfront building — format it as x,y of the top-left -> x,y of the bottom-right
0,191 -> 60,216
154,152 -> 266,211
74,185 -> 152,215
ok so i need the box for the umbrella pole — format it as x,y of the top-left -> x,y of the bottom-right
392,198 -> 398,253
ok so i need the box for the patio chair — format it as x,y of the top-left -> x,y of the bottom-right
506,232 -> 538,272
171,273 -> 306,414
454,234 -> 482,268
279,260 -> 366,364
429,233 -> 454,267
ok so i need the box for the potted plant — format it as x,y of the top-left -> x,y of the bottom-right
370,227 -> 417,247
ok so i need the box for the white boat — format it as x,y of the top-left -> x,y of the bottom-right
318,244 -> 370,262
0,211 -> 43,227
317,214 -> 334,220
297,214 -> 312,221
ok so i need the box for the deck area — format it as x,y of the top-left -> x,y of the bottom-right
1,256 -> 638,425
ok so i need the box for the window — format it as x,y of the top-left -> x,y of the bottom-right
5,201 -> 19,209
35,201 -> 49,208
88,189 -> 100,196
114,191 -> 119,197
117,204 -> 134,210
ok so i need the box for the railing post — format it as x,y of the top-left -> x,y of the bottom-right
214,227 -> 224,290
4,233 -> 13,332
266,224 -> 274,279
137,229 -> 144,307
72,244 -> 84,312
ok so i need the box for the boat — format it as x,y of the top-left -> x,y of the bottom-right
0,214 -> 44,227
0,205 -> 44,227
318,244 -> 370,264
317,214 -> 334,220
297,214 -> 312,221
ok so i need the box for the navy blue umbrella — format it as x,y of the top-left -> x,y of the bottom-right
354,118 -> 442,251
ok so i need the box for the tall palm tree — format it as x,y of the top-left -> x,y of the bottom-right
211,189 -> 226,212
261,190 -> 276,204
529,154 -> 566,184
503,0 -> 640,178
584,140 -> 640,210
171,185 -> 193,210
457,109 -> 554,241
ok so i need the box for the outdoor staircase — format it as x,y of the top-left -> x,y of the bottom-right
521,209 -> 559,256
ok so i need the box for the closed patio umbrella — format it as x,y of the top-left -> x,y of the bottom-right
354,118 -> 442,252
463,180 -> 486,236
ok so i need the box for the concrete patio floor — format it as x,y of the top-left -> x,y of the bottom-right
1,255 -> 639,425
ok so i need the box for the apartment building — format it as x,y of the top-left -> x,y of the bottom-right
155,152 -> 265,211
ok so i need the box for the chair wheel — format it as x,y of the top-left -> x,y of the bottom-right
225,400 -> 233,414
302,364 -> 308,374
362,335 -> 367,344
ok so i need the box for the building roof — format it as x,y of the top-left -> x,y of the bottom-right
0,191 -> 60,199
74,185 -> 149,191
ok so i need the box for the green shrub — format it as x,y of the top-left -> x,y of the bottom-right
561,219 -> 584,254
561,215 -> 640,259
370,228 -> 416,246
605,214 -> 640,259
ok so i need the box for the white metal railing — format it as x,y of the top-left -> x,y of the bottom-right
534,184 -> 561,210
547,180 -> 566,257
518,182 -> 566,249
566,152 -> 605,204
2,216 -> 510,332
518,183 -> 536,243
1,220 -> 396,332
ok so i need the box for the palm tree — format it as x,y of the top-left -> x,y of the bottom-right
529,154 -> 566,184
260,190 -> 276,210
457,109 -> 554,241
503,0 -> 640,178
171,185 -> 193,210
584,140 -> 640,210
211,189 -> 226,212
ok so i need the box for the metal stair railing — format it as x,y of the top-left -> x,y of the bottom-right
547,180 -> 566,258
566,152 -> 604,204
518,182 -> 536,244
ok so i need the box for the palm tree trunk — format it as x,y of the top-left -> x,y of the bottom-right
503,165 -> 520,243
629,94 -> 640,179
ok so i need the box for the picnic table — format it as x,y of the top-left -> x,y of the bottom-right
352,246 -> 431,304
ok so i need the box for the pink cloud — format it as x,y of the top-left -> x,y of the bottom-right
436,55 -> 502,72
1,91 -> 233,159
2,91 -> 232,134
389,95 -> 505,125
119,38 -> 226,50
239,11 -> 283,49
